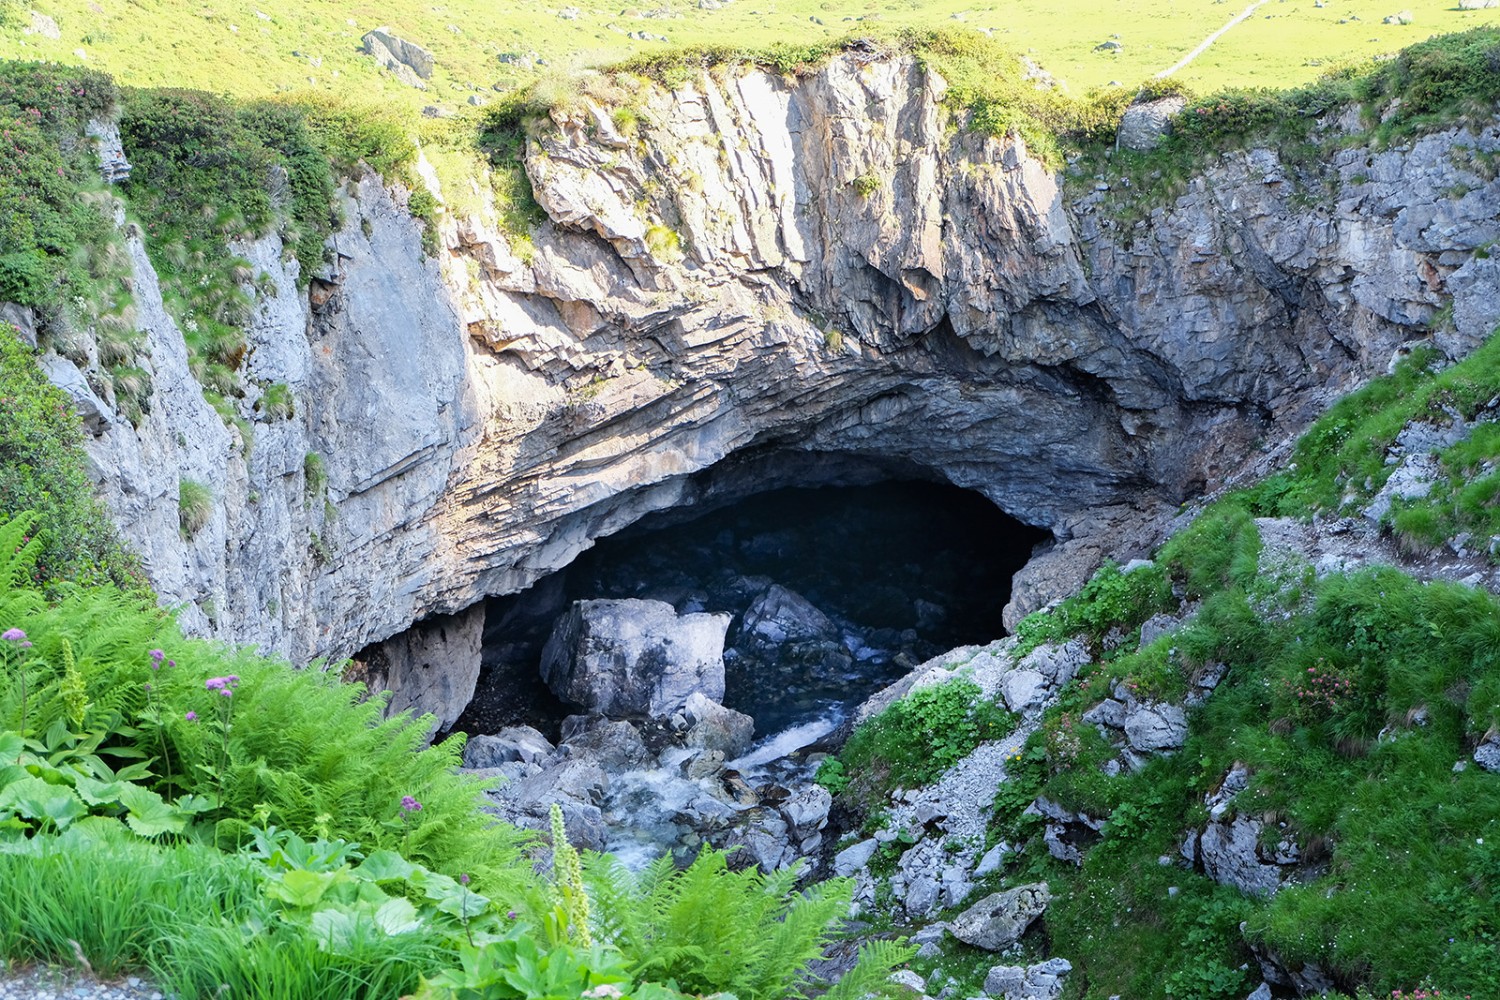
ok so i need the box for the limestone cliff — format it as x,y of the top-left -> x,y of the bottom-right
57,52 -> 1500,724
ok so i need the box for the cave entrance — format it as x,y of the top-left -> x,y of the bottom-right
447,478 -> 1049,750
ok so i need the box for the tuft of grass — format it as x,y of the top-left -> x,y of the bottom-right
176,479 -> 212,538
303,451 -> 328,499
256,382 -> 295,421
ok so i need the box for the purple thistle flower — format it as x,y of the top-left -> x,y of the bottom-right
220,688 -> 233,697
2,628 -> 25,642
459,873 -> 470,885
185,711 -> 198,722
506,910 -> 517,920
204,675 -> 240,692
149,649 -> 165,667
400,795 -> 422,813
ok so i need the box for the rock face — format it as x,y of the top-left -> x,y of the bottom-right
85,119 -> 132,184
345,604 -> 484,732
62,53 -> 1500,722
1183,764 -> 1305,896
540,599 -> 731,716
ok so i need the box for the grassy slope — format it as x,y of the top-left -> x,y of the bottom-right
6,0 -> 1500,110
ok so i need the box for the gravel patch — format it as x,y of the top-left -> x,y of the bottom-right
0,966 -> 164,1000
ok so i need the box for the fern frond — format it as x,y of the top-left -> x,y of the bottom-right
0,513 -> 40,591
819,940 -> 919,1000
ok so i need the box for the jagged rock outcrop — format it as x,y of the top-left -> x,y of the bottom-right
345,604 -> 485,732
85,119 -> 131,183
61,51 -> 1500,722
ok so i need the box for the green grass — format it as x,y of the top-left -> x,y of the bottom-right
818,677 -> 1015,810
8,0 -> 1500,113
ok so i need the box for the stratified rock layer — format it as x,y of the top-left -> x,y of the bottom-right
62,52 -> 1500,720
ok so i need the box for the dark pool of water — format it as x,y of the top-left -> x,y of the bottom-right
449,481 -> 1047,742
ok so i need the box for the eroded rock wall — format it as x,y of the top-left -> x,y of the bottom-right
58,52 -> 1500,719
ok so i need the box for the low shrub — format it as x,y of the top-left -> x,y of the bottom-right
0,329 -> 138,588
829,678 -> 1014,809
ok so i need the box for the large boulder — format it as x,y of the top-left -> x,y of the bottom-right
739,584 -> 838,645
1117,95 -> 1187,151
462,725 -> 556,768
683,691 -> 756,756
541,599 -> 731,717
948,883 -> 1051,951
1123,702 -> 1188,753
361,27 -> 435,87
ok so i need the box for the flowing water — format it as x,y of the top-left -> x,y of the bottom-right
454,480 -> 1046,748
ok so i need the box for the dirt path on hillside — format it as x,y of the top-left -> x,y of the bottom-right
1154,0 -> 1273,79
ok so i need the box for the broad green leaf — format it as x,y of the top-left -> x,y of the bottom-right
72,775 -> 125,806
117,782 -> 188,837
175,793 -> 218,815
267,868 -> 340,908
373,896 -> 423,936
0,732 -> 22,762
355,849 -> 417,883
309,907 -> 358,953
0,775 -> 87,829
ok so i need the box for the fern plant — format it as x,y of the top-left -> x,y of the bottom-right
582,848 -> 913,1000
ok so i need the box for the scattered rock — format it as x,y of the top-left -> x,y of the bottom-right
948,883 -> 1051,951
1122,703 -> 1188,753
985,958 -> 1072,1000
779,784 -> 832,841
25,10 -> 61,39
1459,0 -> 1498,8
683,692 -> 755,756
462,725 -> 556,767
1382,10 -> 1413,23
540,598 -> 731,717
1117,95 -> 1183,152
834,838 -> 878,876
1474,734 -> 1500,773
1094,40 -> 1122,51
